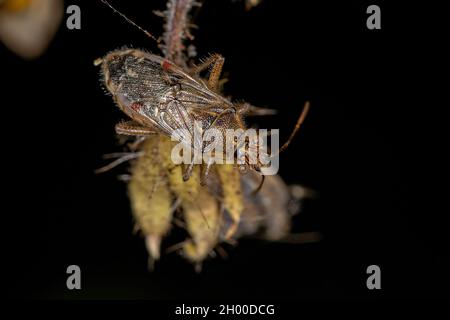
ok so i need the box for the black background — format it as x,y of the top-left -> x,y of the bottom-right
3,0 -> 448,300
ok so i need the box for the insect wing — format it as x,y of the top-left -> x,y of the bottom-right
102,49 -> 232,148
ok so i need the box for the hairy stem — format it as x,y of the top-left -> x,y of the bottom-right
161,0 -> 198,65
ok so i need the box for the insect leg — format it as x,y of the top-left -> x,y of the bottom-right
191,54 -> 225,92
192,54 -> 224,74
200,158 -> 215,186
182,162 -> 195,181
115,121 -> 159,136
207,55 -> 225,92
277,101 -> 310,154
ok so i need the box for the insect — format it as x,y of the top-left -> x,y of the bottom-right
95,0 -> 313,260
95,48 -> 309,184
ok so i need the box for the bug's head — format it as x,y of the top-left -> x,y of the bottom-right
234,130 -> 278,185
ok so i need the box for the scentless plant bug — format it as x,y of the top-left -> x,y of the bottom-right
95,0 -> 309,185
95,0 -> 312,245
95,48 -> 310,184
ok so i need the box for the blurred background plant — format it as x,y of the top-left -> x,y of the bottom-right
0,0 -> 63,59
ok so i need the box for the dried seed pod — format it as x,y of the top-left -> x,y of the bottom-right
181,190 -> 220,265
216,164 -> 244,240
96,1 -> 314,269
158,136 -> 202,203
158,136 -> 221,264
128,136 -> 173,260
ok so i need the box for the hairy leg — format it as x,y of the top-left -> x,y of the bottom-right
192,54 -> 225,92
115,120 -> 158,136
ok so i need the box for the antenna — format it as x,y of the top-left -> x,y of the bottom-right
100,0 -> 160,43
273,101 -> 310,156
